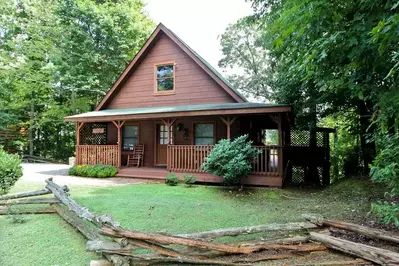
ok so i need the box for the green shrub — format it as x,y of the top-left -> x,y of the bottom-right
370,134 -> 399,226
0,147 -> 23,195
165,172 -> 179,186
201,135 -> 260,185
68,164 -> 117,178
182,173 -> 197,186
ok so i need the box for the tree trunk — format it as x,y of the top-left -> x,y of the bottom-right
357,100 -> 376,174
309,232 -> 399,265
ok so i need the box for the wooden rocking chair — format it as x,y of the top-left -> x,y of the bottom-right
126,144 -> 145,167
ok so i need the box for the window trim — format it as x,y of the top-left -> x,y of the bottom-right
122,124 -> 139,151
193,122 -> 216,145
154,61 -> 176,95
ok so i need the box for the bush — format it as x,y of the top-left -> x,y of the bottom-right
0,147 -> 23,195
182,173 -> 197,186
165,172 -> 179,186
370,134 -> 399,226
201,135 -> 260,185
68,164 -> 118,178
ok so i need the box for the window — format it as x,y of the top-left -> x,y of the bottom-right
194,124 -> 214,145
155,63 -> 175,93
122,125 -> 138,151
159,124 -> 173,144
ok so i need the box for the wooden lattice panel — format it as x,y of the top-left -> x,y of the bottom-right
79,123 -> 107,145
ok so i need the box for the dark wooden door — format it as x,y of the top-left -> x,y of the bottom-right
156,124 -> 168,165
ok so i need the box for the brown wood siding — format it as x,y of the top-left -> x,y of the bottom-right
105,33 -> 236,109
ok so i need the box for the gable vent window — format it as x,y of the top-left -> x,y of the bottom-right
155,62 -> 175,94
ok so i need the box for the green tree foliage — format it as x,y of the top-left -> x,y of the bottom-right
219,18 -> 270,100
0,147 -> 23,195
219,0 -> 399,225
201,135 -> 260,186
0,0 -> 154,161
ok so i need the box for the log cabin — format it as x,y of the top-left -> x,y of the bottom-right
64,23 -> 292,187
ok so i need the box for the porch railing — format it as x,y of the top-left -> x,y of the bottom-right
76,145 -> 119,167
167,145 -> 282,176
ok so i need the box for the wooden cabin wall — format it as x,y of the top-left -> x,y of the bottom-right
104,33 -> 237,110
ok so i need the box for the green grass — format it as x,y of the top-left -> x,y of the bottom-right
0,176 -> 385,266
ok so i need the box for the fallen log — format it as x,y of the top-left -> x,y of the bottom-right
305,216 -> 399,245
309,232 -> 399,265
53,203 -> 129,266
45,178 -> 119,228
0,205 -> 56,215
295,259 -> 366,265
104,252 -> 248,266
0,188 -> 52,200
100,227 -> 256,254
180,236 -> 309,258
232,253 -> 303,263
247,243 -> 327,252
53,203 -> 100,241
178,222 -> 318,240
0,198 -> 60,205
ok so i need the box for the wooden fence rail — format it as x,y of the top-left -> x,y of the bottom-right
76,145 -> 119,167
167,145 -> 282,176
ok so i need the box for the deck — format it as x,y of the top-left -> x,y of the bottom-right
116,167 -> 282,187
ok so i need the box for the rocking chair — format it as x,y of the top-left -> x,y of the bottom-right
126,144 -> 145,167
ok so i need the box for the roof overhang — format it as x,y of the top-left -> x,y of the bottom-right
65,103 -> 292,123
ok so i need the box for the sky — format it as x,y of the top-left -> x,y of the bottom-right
143,0 -> 253,74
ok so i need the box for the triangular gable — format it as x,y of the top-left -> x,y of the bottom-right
96,23 -> 247,111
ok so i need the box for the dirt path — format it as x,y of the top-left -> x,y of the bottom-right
21,163 -> 159,187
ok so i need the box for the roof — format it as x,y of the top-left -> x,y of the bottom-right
95,23 -> 247,111
65,102 -> 291,122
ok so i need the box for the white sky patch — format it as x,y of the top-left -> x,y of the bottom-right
143,0 -> 253,74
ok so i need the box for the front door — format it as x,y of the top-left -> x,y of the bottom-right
156,124 -> 170,165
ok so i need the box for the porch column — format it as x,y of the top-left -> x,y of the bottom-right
112,120 -> 126,168
76,122 -> 85,165
220,116 -> 237,140
161,119 -> 176,170
277,114 -> 283,179
161,118 -> 176,144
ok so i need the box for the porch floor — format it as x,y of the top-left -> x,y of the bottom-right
116,167 -> 282,187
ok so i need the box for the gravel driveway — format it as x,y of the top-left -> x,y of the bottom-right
21,163 -> 157,187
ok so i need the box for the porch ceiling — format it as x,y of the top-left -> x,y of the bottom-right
64,102 -> 292,122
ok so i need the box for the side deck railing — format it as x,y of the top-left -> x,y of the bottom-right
167,145 -> 282,176
76,145 -> 119,167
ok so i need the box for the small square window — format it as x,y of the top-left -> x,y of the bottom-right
155,63 -> 175,93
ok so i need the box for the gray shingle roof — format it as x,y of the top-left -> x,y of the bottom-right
65,102 -> 290,120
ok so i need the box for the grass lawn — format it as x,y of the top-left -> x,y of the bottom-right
0,176 -> 385,266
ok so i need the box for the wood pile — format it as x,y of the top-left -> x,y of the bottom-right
1,179 -> 399,265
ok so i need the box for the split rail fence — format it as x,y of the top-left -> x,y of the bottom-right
1,180 -> 399,265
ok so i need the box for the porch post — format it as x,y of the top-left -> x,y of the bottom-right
112,120 -> 126,168
277,114 -> 283,179
220,116 -> 237,140
161,118 -> 176,144
76,122 -> 85,165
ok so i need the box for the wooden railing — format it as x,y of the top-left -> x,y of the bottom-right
251,145 -> 281,176
167,145 -> 282,176
167,145 -> 214,172
76,145 -> 119,167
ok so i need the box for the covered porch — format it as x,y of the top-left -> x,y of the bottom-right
65,103 -> 292,187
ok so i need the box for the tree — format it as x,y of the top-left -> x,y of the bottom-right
219,18 -> 270,101
0,0 -> 154,161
